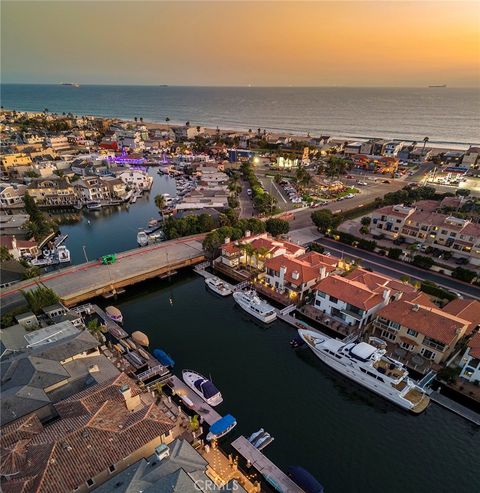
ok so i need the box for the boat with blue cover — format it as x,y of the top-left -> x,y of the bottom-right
153,348 -> 175,367
182,369 -> 223,406
206,414 -> 237,441
287,466 -> 324,493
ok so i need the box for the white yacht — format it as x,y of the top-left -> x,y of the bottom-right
298,329 -> 430,413
233,289 -> 277,323
182,370 -> 223,407
205,276 -> 232,296
137,230 -> 149,247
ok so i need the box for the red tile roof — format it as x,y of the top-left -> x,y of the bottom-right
467,332 -> 480,359
0,373 -> 176,493
443,299 -> 480,335
314,275 -> 385,311
0,236 -> 38,250
346,268 -> 416,296
377,300 -> 469,345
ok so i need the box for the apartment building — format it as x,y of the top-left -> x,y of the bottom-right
370,203 -> 480,264
47,135 -> 71,152
373,300 -> 470,365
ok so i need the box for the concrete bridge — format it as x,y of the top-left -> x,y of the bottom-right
1,234 -> 206,310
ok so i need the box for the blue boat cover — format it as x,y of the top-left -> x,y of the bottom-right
287,466 -> 324,493
153,349 -> 175,367
194,378 -> 219,399
209,414 -> 236,435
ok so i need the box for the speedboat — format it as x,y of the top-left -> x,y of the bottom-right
153,348 -> 175,367
233,289 -> 277,323
86,201 -> 102,210
57,245 -> 71,263
298,329 -> 430,413
137,230 -> 149,247
206,414 -> 237,441
205,276 -> 232,296
182,369 -> 223,406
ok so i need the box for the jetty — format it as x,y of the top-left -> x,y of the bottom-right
0,234 -> 206,310
168,375 -> 222,426
430,390 -> 480,426
232,436 -> 304,493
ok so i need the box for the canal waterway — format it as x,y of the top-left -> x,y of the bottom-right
55,170 -> 175,264
55,171 -> 478,493
90,272 -> 479,493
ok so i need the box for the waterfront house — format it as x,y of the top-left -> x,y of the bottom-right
459,332 -> 480,384
74,176 -> 110,202
373,300 -> 470,365
118,169 -> 153,191
462,146 -> 480,167
0,322 -> 117,426
0,214 -> 30,238
0,373 -> 184,493
0,235 -> 39,260
343,141 -> 363,155
218,232 -> 305,270
46,135 -> 71,152
27,177 -> 78,206
101,176 -> 129,200
0,182 -> 27,207
262,251 -> 338,302
443,298 -> 480,335
312,274 -> 393,330
383,141 -> 404,157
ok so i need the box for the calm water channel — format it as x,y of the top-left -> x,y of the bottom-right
58,172 -> 478,493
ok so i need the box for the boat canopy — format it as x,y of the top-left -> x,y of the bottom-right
153,348 -> 175,367
350,342 -> 377,362
209,415 -> 236,435
194,378 -> 219,399
287,466 -> 324,493
106,306 -> 122,318
131,331 -> 150,346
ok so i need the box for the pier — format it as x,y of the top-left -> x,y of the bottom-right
231,436 -> 304,493
0,234 -> 206,309
430,390 -> 480,426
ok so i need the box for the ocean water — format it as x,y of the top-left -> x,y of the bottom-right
1,84 -> 479,146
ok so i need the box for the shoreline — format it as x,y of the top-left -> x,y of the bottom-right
3,107 -> 478,152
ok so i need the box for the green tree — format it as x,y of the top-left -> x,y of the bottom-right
388,248 -> 403,260
0,246 -> 13,261
452,267 -> 476,283
412,255 -> 434,270
23,285 -> 59,314
265,218 -> 290,236
87,319 -> 104,342
202,231 -> 223,259
311,209 -> 340,233
456,189 -> 471,197
360,216 -> 371,226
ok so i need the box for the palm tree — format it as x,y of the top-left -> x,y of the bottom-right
134,116 -> 138,123
165,116 -> 170,123
422,137 -> 429,155
140,117 -> 144,123
154,194 -> 166,210
87,319 -> 104,342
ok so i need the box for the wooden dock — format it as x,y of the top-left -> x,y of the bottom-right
231,436 -> 304,493
0,234 -> 206,310
430,390 -> 480,426
169,375 -> 222,426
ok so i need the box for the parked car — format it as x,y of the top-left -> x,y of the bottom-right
455,257 -> 469,265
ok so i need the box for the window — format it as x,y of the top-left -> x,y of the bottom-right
389,321 -> 401,331
329,296 -> 338,304
421,348 -> 436,360
407,328 -> 418,337
382,330 -> 396,342
401,342 -> 414,351
86,479 -> 95,487
317,291 -> 326,299
109,465 -> 116,473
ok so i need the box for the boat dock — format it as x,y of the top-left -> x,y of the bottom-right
194,262 -> 250,292
231,436 -> 304,493
430,390 -> 480,426
169,375 -> 222,426
1,234 -> 206,310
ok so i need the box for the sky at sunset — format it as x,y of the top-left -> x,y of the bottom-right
1,1 -> 479,87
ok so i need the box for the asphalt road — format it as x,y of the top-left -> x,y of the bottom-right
314,237 -> 480,299
239,179 -> 254,217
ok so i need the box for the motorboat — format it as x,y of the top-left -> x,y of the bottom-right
105,305 -> 123,324
182,369 -> 223,406
205,276 -> 232,296
233,289 -> 277,323
298,329 -> 430,413
57,245 -> 71,263
247,428 -> 264,443
137,230 -> 149,247
153,348 -> 175,367
206,414 -> 237,441
86,201 -> 102,210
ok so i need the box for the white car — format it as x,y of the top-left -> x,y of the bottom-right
357,181 -> 368,186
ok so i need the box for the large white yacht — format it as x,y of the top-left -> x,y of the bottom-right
298,329 -> 430,413
205,276 -> 232,296
233,289 -> 277,323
